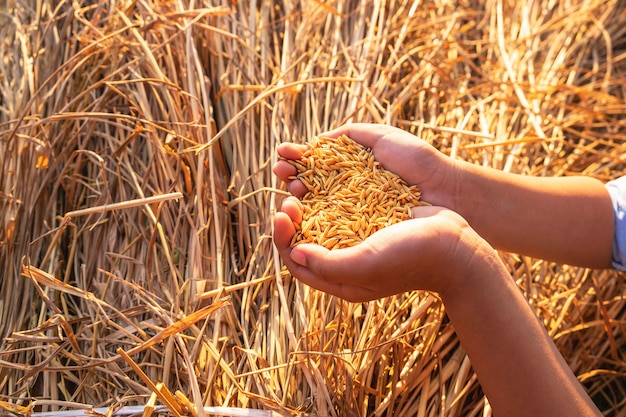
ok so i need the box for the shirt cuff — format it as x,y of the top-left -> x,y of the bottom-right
605,176 -> 626,272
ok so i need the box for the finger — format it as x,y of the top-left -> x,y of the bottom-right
273,212 -> 297,250
272,160 -> 308,197
320,123 -> 405,148
290,242 -> 378,287
280,196 -> 303,224
410,205 -> 448,219
410,205 -> 469,229
273,214 -> 317,286
287,244 -> 377,302
272,160 -> 297,182
277,142 -> 308,160
288,180 -> 308,197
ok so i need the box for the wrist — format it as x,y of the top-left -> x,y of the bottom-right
421,156 -> 465,212
437,227 -> 506,304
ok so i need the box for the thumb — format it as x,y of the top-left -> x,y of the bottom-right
410,205 -> 448,219
288,243 -> 377,301
290,243 -> 372,281
289,243 -> 334,271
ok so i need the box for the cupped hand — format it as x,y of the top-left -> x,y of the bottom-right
274,198 -> 487,302
272,123 -> 456,204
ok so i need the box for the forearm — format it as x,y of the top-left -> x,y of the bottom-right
442,243 -> 601,417
433,160 -> 614,268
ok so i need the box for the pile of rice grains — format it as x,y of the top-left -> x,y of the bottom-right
287,134 -> 428,250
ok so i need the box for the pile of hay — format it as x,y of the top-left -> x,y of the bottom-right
1,0 -> 625,415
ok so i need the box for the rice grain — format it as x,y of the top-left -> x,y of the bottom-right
287,135 -> 428,250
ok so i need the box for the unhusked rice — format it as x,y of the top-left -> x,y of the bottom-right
287,134 -> 427,250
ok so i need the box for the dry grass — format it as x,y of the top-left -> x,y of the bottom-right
1,0 -> 625,416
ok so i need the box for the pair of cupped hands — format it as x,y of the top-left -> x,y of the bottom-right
273,123 -> 493,302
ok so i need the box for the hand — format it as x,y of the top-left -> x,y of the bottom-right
272,123 -> 456,205
273,197 -> 489,302
272,128 -> 604,417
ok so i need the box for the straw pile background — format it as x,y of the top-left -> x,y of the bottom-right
1,0 -> 625,416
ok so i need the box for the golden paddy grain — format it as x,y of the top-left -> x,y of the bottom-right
288,134 -> 427,250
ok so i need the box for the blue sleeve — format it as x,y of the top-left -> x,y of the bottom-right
605,176 -> 626,272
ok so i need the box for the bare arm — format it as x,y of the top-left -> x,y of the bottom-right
443,239 -> 600,417
433,160 -> 615,269
273,202 -> 602,417
273,122 -> 606,415
293,124 -> 615,269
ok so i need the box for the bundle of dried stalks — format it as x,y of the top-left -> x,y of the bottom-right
1,0 -> 625,416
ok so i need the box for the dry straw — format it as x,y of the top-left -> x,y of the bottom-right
288,134 -> 426,249
1,0 -> 625,416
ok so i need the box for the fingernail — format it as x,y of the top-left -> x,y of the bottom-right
290,249 -> 307,266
